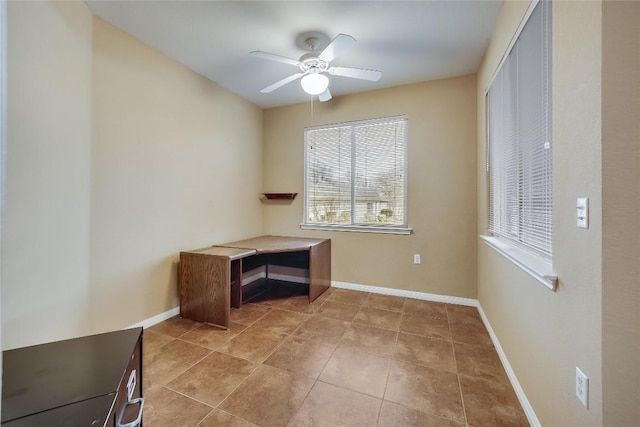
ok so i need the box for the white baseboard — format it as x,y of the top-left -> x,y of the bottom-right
331,280 -> 478,307
127,280 -> 539,426
476,304 -> 541,427
126,306 -> 180,330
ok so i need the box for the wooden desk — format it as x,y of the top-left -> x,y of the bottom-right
2,328 -> 143,427
180,236 -> 331,328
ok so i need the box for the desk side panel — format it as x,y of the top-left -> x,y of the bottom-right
179,253 -> 230,327
309,239 -> 331,302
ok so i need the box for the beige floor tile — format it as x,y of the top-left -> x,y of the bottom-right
326,288 -> 370,306
402,299 -> 448,319
446,304 -> 484,327
314,287 -> 332,302
316,300 -> 360,321
394,332 -> 456,372
363,293 -> 406,312
255,287 -> 297,308
318,346 -> 390,398
142,288 -> 527,427
460,374 -> 529,427
230,304 -> 271,326
399,313 -> 452,341
251,308 -> 309,335
199,410 -> 259,427
377,401 -> 464,427
219,365 -> 314,427
217,326 -> 287,363
264,337 -> 336,379
142,376 -> 164,395
277,295 -> 320,314
143,387 -> 212,427
450,321 -> 494,348
148,316 -> 200,338
353,306 -> 402,331
166,351 -> 256,407
293,315 -> 350,345
262,288 -> 302,308
385,360 -> 465,424
340,323 -> 398,357
144,339 -> 212,386
143,329 -> 175,355
287,381 -> 381,427
454,342 -> 510,384
179,322 -> 247,350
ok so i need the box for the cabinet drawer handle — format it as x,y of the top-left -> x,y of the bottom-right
117,397 -> 144,427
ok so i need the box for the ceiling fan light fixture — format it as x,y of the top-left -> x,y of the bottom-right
300,73 -> 329,95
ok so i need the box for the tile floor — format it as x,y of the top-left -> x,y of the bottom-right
142,283 -> 529,426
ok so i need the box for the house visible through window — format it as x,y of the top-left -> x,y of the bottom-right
303,116 -> 408,233
487,0 -> 552,258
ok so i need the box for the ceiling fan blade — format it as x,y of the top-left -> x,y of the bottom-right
260,72 -> 304,93
251,50 -> 301,67
318,88 -> 332,102
329,66 -> 382,82
318,33 -> 356,62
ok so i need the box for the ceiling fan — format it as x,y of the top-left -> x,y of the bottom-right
251,33 -> 382,102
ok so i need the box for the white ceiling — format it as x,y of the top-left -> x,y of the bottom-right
86,1 -> 502,109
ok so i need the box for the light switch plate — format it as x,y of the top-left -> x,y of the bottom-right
577,198 -> 589,229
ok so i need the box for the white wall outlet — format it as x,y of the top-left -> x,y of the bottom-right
575,367 -> 589,408
576,198 -> 589,229
413,254 -> 421,264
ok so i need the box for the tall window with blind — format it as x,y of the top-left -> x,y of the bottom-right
303,116 -> 408,232
487,0 -> 552,258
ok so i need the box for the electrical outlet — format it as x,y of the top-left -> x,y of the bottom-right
576,367 -> 589,408
576,198 -> 589,229
413,254 -> 421,264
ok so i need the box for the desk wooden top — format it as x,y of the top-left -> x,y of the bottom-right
181,246 -> 257,260
220,235 -> 329,254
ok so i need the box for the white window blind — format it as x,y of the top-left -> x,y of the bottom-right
304,116 -> 407,230
488,0 -> 552,258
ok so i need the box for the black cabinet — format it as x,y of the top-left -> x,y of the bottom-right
2,328 -> 143,427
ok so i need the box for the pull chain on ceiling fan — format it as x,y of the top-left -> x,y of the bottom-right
251,33 -> 382,102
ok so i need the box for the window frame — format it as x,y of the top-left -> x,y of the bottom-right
483,0 -> 557,290
301,115 -> 411,235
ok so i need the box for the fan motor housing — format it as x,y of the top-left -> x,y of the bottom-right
299,56 -> 328,73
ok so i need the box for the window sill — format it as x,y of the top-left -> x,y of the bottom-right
300,223 -> 413,235
480,235 -> 557,291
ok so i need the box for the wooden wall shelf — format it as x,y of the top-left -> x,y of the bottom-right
262,193 -> 297,200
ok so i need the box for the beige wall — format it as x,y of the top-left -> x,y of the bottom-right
601,1 -> 640,425
2,1 -> 263,349
263,76 -> 477,298
478,0 -> 639,425
3,1 -> 93,349
89,17 -> 263,332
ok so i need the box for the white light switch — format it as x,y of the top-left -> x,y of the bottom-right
576,198 -> 589,229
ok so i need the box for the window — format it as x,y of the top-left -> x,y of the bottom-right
303,116 -> 408,234
487,0 -> 552,259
